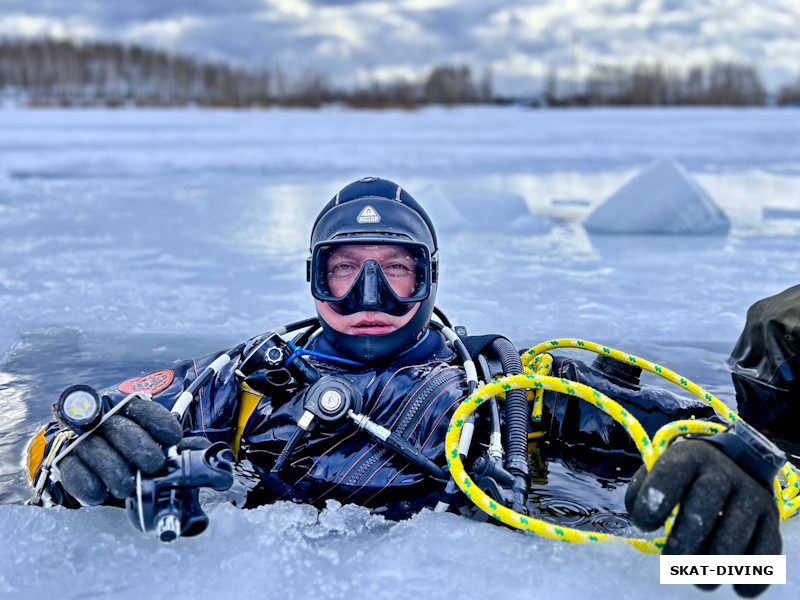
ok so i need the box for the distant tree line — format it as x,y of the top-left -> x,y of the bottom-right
0,39 -> 271,106
778,78 -> 800,106
0,39 -> 490,108
547,62 -> 773,106
1,38 -> 798,108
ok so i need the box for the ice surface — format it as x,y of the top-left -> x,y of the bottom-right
1,106 -> 800,599
1,501 -> 798,600
584,158 -> 730,234
418,185 -> 554,234
764,207 -> 800,220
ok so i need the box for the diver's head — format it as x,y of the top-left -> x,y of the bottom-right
308,177 -> 438,363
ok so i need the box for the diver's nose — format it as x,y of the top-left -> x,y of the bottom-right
358,260 -> 381,309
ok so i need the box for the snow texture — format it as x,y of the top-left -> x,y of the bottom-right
1,501 -> 797,600
584,158 -> 730,234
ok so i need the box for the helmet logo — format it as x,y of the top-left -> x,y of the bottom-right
356,205 -> 381,224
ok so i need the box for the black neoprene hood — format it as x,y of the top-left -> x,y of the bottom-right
309,177 -> 439,364
310,177 -> 438,252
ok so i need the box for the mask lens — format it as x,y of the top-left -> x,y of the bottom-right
311,243 -> 430,303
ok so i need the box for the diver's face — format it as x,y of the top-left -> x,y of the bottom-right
315,244 -> 420,335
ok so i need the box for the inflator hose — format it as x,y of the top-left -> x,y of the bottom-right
490,337 -> 530,511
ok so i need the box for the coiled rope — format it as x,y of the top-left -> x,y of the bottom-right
445,339 -> 800,551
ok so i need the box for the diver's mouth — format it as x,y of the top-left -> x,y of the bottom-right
354,321 -> 391,328
351,318 -> 395,334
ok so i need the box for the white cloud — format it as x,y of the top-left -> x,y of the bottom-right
0,14 -> 98,39
123,16 -> 206,48
2,0 -> 800,93
265,0 -> 313,19
401,0 -> 458,10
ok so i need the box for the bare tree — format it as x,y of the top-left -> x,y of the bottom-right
778,72 -> 800,106
423,65 -> 477,104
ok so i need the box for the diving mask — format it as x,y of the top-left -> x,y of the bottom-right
309,241 -> 434,316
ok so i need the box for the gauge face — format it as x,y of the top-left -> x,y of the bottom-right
320,389 -> 343,414
58,385 -> 101,429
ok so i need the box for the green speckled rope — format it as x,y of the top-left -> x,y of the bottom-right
444,339 -> 799,551
523,339 -> 798,519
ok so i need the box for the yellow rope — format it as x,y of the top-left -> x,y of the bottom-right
529,353 -> 551,423
446,373 -> 665,551
446,338 -> 800,550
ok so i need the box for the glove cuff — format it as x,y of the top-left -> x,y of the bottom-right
701,419 -> 787,489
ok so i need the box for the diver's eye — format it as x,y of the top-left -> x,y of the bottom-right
383,263 -> 409,276
328,261 -> 359,281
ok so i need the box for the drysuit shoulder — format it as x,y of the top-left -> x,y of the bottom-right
729,284 -> 800,447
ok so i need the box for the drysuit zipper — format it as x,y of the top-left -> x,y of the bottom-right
344,367 -> 464,486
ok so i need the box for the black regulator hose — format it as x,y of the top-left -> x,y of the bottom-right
490,337 -> 530,513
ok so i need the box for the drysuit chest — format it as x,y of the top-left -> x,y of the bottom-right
238,361 -> 467,515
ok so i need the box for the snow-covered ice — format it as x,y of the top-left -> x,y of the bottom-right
421,187 -> 554,233
1,106 -> 799,599
584,158 -> 730,234
0,501 -> 797,600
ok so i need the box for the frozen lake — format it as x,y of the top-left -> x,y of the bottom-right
1,106 -> 799,598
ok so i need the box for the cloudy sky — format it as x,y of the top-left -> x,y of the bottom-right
1,0 -> 799,94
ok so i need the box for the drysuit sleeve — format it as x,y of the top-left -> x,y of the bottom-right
26,346 -> 247,507
96,349 -> 243,444
729,283 -> 800,442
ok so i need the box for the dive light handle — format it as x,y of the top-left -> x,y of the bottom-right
126,442 -> 235,542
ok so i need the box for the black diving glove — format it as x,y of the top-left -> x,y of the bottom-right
57,397 -> 183,505
625,438 -> 782,598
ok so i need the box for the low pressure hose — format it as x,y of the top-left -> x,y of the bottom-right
491,337 -> 530,512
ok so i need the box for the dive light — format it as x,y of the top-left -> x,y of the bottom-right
57,384 -> 104,432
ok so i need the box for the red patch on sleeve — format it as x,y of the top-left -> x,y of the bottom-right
117,369 -> 175,396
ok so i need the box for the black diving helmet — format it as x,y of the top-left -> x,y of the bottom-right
308,177 -> 439,363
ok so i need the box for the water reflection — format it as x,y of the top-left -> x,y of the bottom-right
228,182 -> 326,257
0,370 -> 31,504
527,441 -> 634,534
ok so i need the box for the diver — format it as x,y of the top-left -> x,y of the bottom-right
728,282 -> 800,454
27,177 -> 783,597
